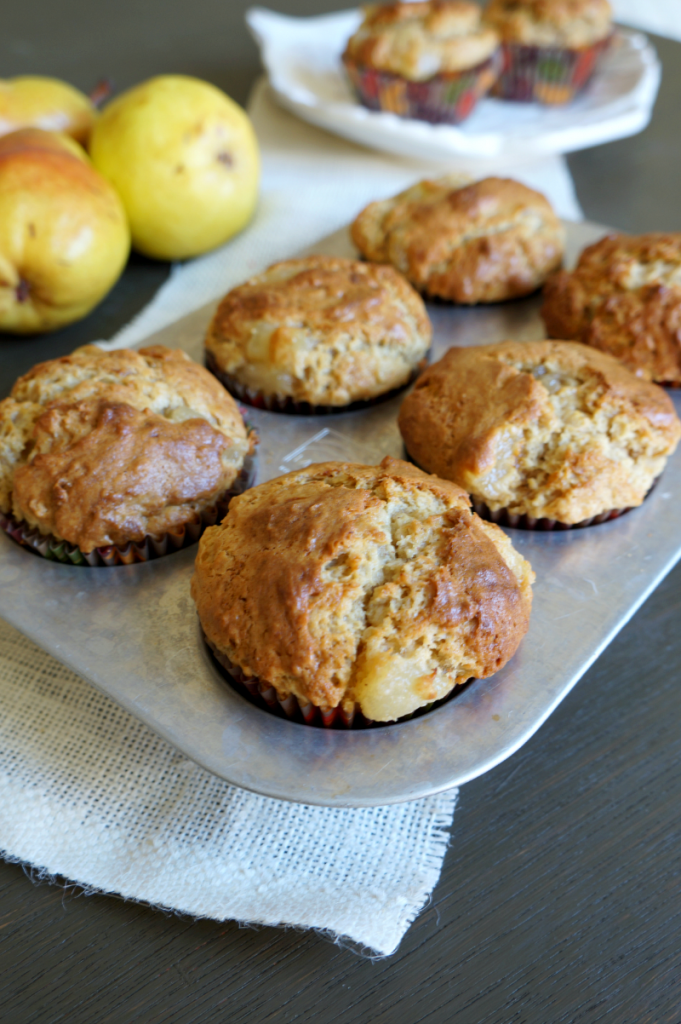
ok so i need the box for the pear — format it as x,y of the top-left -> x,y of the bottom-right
89,75 -> 260,261
0,129 -> 130,334
0,76 -> 98,146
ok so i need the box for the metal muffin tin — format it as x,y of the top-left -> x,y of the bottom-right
1,220 -> 680,808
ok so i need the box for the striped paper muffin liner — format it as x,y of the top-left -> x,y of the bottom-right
203,633 -> 468,730
0,445 -> 257,567
491,36 -> 612,104
342,51 -> 502,125
206,350 -> 428,416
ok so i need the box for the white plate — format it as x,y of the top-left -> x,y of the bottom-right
246,6 -> 661,163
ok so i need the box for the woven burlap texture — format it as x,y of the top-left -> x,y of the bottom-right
0,619 -> 457,955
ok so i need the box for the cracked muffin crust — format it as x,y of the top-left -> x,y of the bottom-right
398,340 -> 681,525
0,344 -> 254,553
485,0 -> 612,48
192,456 -> 534,723
205,255 -> 432,409
343,1 -> 500,79
351,176 -> 564,304
542,233 -> 681,385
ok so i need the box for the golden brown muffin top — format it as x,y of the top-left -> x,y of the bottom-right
351,175 -> 564,304
542,233 -> 681,384
192,456 -> 534,722
205,255 -> 432,406
398,340 -> 680,523
0,345 -> 253,552
344,1 -> 499,79
485,0 -> 612,47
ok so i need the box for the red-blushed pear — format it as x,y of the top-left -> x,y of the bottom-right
0,129 -> 130,335
0,77 -> 98,146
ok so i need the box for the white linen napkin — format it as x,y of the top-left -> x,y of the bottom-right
0,79 -> 585,956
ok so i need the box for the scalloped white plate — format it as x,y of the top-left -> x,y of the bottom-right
247,6 -> 660,163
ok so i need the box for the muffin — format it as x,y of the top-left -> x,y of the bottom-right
192,456 -> 534,726
205,255 -> 432,412
351,176 -> 565,304
0,345 -> 256,565
398,340 -> 681,527
485,0 -> 613,104
342,1 -> 501,124
542,233 -> 681,385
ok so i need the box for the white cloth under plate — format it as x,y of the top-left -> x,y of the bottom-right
0,79 -> 585,956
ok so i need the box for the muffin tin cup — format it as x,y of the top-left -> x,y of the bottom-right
491,36 -> 612,104
342,51 -> 502,125
203,633 -> 468,730
206,351 -> 427,416
0,446 -> 257,567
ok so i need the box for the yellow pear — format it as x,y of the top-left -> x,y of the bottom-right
89,75 -> 260,261
0,129 -> 130,335
0,76 -> 97,146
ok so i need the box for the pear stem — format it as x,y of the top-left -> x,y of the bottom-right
90,79 -> 114,109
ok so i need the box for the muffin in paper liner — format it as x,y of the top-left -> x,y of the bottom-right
351,176 -> 565,305
0,345 -> 259,567
398,342 -> 680,532
205,350 -> 428,416
0,445 -> 257,567
541,233 -> 681,386
491,36 -> 611,104
192,457 -> 534,727
343,51 -> 502,124
203,631 -> 470,731
204,256 -> 432,414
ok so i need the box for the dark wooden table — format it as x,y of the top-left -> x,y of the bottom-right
2,4 -> 681,1021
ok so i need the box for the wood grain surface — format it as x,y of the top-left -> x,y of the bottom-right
1,3 -> 680,1021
